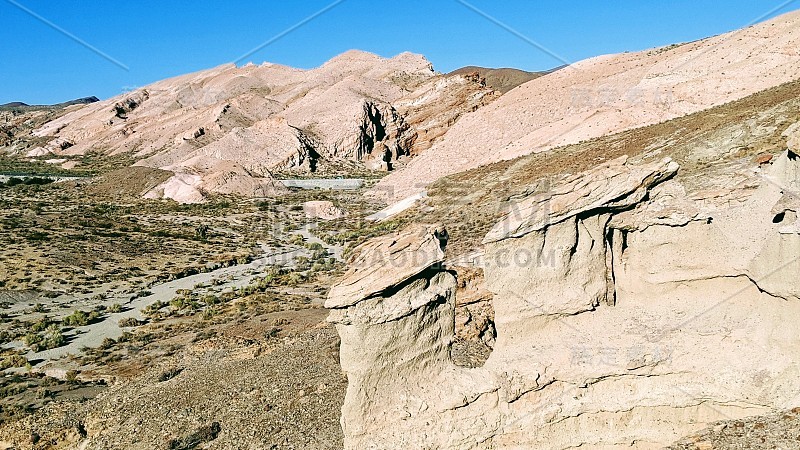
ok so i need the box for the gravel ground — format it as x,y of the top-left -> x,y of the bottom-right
670,408 -> 800,449
0,322 -> 346,450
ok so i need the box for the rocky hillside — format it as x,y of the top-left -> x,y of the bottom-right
0,310 -> 347,450
412,77 -> 800,258
9,51 -> 500,203
0,98 -> 101,153
375,9 -> 800,200
3,65 -> 799,450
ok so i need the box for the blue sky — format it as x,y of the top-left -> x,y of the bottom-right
1,0 -> 798,104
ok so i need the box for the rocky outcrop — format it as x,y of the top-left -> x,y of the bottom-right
326,224 -> 460,447
394,75 -> 500,157
328,152 -> 800,448
344,101 -> 407,169
112,91 -> 149,119
303,201 -> 345,220
447,66 -> 544,94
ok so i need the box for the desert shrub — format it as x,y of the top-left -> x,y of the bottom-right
24,325 -> 65,351
23,231 -> 49,242
285,272 -> 305,286
142,300 -> 167,316
43,325 -> 65,349
65,370 -> 78,383
264,327 -> 281,339
305,242 -> 324,251
118,318 -> 140,327
295,256 -> 311,271
62,310 -> 101,327
99,338 -> 116,349
0,353 -> 28,370
29,316 -> 53,333
0,331 -> 13,345
158,367 -> 183,382
202,294 -> 220,306
170,296 -> 200,311
108,303 -> 123,313
23,333 -> 43,349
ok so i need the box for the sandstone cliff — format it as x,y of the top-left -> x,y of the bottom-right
327,143 -> 800,448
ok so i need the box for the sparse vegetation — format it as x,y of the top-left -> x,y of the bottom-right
23,324 -> 65,351
62,310 -> 102,327
118,318 -> 141,328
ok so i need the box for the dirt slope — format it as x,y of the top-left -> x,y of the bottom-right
408,77 -> 800,257
375,9 -> 800,200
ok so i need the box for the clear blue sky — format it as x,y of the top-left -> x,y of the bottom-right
1,0 -> 798,105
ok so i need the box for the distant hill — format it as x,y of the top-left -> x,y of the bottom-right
447,66 -> 545,93
26,51 -> 502,203
0,96 -> 99,111
55,96 -> 100,107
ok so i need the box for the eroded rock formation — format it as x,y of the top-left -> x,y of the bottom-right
328,151 -> 800,449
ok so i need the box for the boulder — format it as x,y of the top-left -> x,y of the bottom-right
326,224 -> 448,311
302,201 -> 345,220
25,147 -> 50,157
784,120 -> 800,154
326,224 -> 462,448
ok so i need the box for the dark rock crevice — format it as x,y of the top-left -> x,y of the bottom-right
113,91 -> 149,119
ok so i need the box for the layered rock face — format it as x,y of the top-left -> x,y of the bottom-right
328,149 -> 800,448
22,51 -> 498,203
325,225 -> 460,444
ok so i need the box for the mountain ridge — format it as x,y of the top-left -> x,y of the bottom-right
0,96 -> 99,110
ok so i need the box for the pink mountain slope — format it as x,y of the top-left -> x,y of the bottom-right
374,10 -> 800,200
